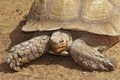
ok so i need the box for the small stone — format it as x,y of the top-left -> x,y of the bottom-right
82,72 -> 87,75
0,72 -> 4,75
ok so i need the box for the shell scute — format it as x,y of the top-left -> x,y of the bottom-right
22,0 -> 120,36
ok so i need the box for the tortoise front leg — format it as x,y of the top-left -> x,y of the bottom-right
69,39 -> 116,71
7,34 -> 50,71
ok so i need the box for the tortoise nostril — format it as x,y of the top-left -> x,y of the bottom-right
59,40 -> 64,43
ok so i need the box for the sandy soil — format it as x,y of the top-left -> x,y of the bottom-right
0,0 -> 120,80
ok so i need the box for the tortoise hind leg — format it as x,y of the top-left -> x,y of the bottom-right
69,39 -> 116,71
7,34 -> 50,71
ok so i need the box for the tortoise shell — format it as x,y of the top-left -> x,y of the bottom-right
22,0 -> 120,36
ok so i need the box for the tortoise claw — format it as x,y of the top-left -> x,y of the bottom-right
7,53 -> 21,71
103,58 -> 116,71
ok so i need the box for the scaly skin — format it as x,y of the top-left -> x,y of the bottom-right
7,34 -> 50,71
7,30 -> 118,71
69,39 -> 116,71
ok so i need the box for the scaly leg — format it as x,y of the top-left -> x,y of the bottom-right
7,34 -> 50,71
69,39 -> 116,71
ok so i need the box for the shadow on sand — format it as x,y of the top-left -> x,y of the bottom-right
2,19 -> 90,74
8,20 -> 34,50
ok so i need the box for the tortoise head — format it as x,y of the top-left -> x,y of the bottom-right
50,30 -> 72,54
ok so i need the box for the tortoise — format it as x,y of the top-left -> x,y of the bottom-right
7,0 -> 120,71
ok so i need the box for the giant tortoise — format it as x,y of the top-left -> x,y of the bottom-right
7,0 -> 120,71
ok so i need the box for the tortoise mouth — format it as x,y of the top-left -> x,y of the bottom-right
51,46 -> 67,54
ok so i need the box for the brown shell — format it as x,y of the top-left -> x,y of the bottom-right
22,0 -> 120,36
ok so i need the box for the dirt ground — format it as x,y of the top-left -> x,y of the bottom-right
0,0 -> 120,80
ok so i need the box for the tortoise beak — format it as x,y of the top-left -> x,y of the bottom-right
51,45 -> 67,54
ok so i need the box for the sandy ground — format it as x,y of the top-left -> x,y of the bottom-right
0,0 -> 120,80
